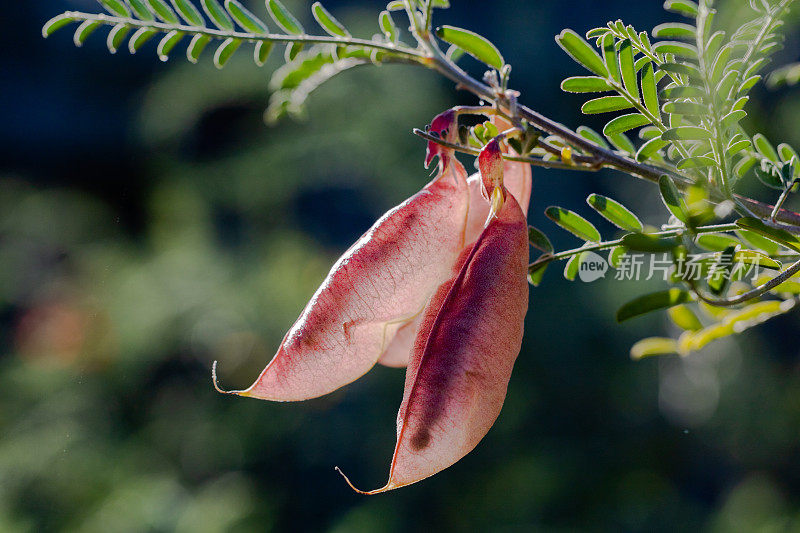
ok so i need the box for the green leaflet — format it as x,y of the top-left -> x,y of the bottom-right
528,226 -> 554,253
735,155 -> 758,178
677,156 -> 717,170
609,246 -> 627,268
639,126 -> 661,140
561,76 -> 612,93
721,110 -> 747,131
606,132 -> 635,154
157,30 -> 184,60
186,33 -> 211,63
658,175 -> 689,224
128,0 -> 155,20
664,0 -> 699,18
704,31 -> 726,64
707,246 -> 736,295
577,126 -> 610,149
172,0 -> 205,26
148,0 -> 179,24
556,29 -> 607,77
620,233 -> 680,252
587,27 -> 611,39
662,101 -> 706,115
42,14 -> 75,38
735,217 -> 800,253
778,143 -> 800,164
128,28 -> 157,53
660,62 -> 702,83
662,126 -> 712,141
731,96 -> 749,112
604,114 -> 650,136
581,96 -> 633,114
652,22 -> 696,39
636,137 -> 668,162
106,24 -> 130,53
660,86 -> 704,99
695,233 -> 741,252
225,0 -> 268,33
586,194 -> 643,232
545,206 -> 602,242
214,37 -> 241,68
753,133 -> 779,162
267,0 -> 304,34
270,48 -> 334,90
202,0 -> 233,31
630,337 -> 679,360
98,0 -> 131,17
616,288 -> 694,323
74,20 -> 102,47
564,252 -> 587,281
641,62 -> 659,117
710,44 -> 733,85
740,75 -> 762,94
653,41 -> 698,59
254,41 -> 275,66
379,10 -> 398,43
716,70 -> 740,99
436,26 -> 504,70
312,2 -> 349,37
633,56 -> 651,73
284,42 -> 305,62
602,33 -> 620,83
528,261 -> 549,287
736,229 -> 780,256
668,305 -> 703,331
619,39 -> 638,100
733,250 -> 781,271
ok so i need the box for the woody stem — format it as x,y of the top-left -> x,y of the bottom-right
413,129 -> 598,172
418,40 -> 800,230
530,223 -> 740,266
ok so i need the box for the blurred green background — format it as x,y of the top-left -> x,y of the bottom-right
4,1 -> 800,531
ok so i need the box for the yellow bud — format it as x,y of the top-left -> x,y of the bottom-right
561,146 -> 574,166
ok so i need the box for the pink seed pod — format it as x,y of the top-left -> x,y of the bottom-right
340,142 -> 530,493
215,111 -> 470,401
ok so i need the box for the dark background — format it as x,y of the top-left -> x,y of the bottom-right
3,1 -> 800,531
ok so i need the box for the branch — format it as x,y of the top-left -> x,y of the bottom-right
60,11 -> 428,61
413,129 -> 600,171
425,54 -> 681,184
689,258 -> 800,307
739,0 -> 795,74
424,53 -> 800,230
54,5 -> 800,233
734,196 -> 800,229
529,223 -> 740,268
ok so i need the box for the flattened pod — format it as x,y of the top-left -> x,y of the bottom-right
342,189 -> 530,492
380,118 -> 532,368
216,112 -> 469,401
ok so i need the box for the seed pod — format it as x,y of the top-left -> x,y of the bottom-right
216,112 -> 470,400
342,142 -> 530,492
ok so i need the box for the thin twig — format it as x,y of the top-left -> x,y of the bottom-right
529,223 -> 740,267
413,129 -> 599,171
421,41 -> 800,229
689,258 -> 800,307
63,6 -> 800,233
62,12 -> 428,61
